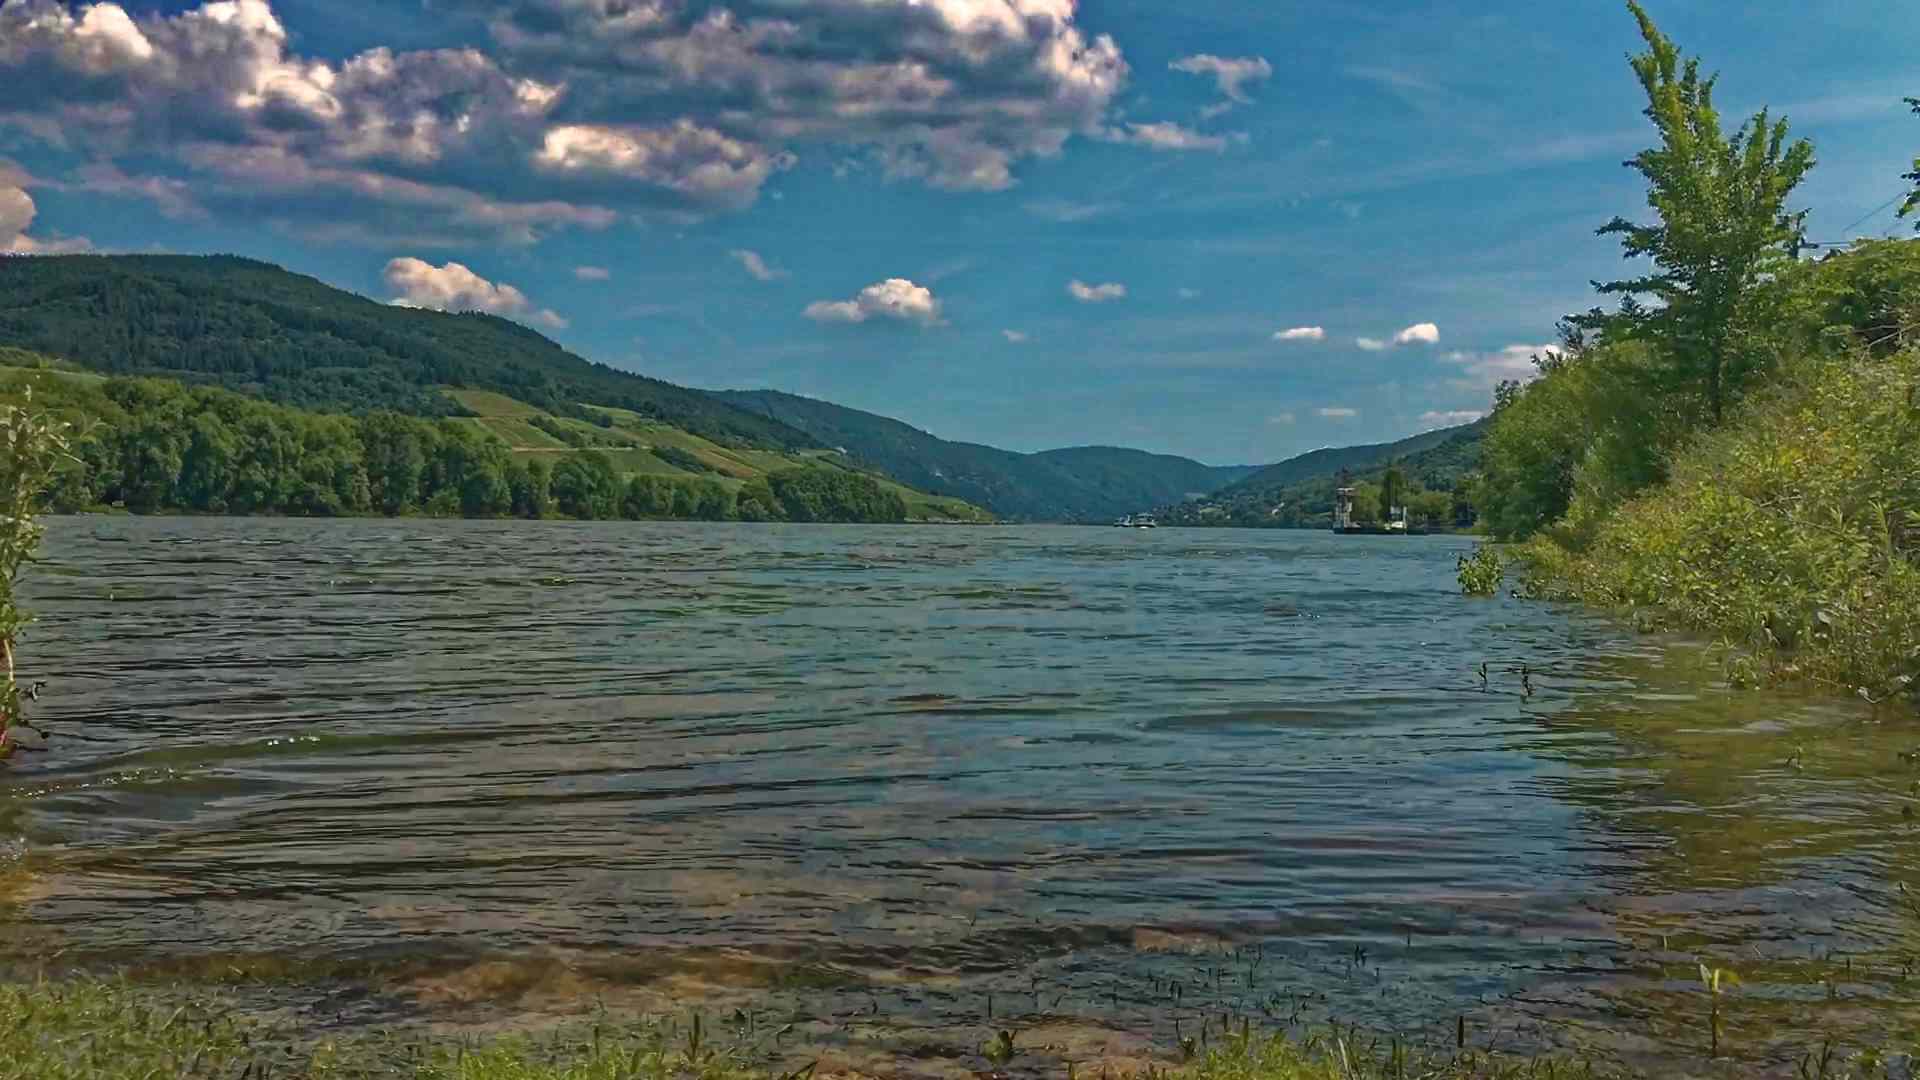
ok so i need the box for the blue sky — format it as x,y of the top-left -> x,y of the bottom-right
2,0 -> 1915,464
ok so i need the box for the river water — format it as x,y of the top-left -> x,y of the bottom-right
2,517 -> 1916,1075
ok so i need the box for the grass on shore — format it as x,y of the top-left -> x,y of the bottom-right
0,977 -> 1633,1080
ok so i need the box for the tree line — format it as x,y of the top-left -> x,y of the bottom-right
0,370 -> 909,525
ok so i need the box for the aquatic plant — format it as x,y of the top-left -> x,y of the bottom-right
983,1027 -> 1017,1066
1457,546 -> 1503,596
1698,963 -> 1739,1059
0,387 -> 71,759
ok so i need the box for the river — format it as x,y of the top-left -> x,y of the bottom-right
2,516 -> 1915,1076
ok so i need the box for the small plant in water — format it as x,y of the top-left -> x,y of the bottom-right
983,1027 -> 1016,1066
1699,962 -> 1739,1058
1457,546 -> 1503,596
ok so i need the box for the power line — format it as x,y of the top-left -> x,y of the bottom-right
1806,193 -> 1908,248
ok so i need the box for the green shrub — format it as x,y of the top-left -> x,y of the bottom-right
1456,546 -> 1503,596
1518,350 -> 1920,701
0,387 -> 70,752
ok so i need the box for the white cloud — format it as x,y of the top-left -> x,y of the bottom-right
805,278 -> 942,326
1273,326 -> 1326,342
384,257 -> 566,329
1393,322 -> 1441,346
1317,407 -> 1358,419
1023,198 -> 1116,223
1419,409 -> 1486,428
730,249 -> 787,282
1177,287 -> 1201,300
1103,122 -> 1233,153
1068,279 -> 1127,303
0,182 -> 90,254
1356,322 -> 1439,351
535,122 -> 793,207
1170,54 -> 1273,107
573,265 -> 610,281
1443,343 -> 1565,389
1002,329 -> 1029,343
1268,412 -> 1296,425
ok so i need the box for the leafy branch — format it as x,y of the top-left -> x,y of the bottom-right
0,387 -> 72,758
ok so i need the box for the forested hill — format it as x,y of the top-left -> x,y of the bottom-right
1218,420 -> 1484,497
715,389 -> 1253,522
0,255 -> 813,450
1161,418 -> 1487,527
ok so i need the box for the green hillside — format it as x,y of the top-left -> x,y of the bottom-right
450,388 -> 990,523
0,255 -> 812,449
0,353 -> 989,524
716,389 -> 1251,522
1162,420 -> 1486,527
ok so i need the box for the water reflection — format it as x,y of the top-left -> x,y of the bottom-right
0,517 -> 1913,1073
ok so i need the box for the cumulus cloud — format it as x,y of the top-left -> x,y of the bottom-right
1002,329 -> 1029,343
0,0 -> 1148,240
384,257 -> 566,328
574,265 -> 610,281
1103,122 -> 1232,152
1356,323 -> 1439,351
1273,326 -> 1325,342
1170,54 -> 1273,110
1443,343 -> 1565,389
1317,407 -> 1358,419
535,122 -> 793,207
804,278 -> 942,326
1393,322 -> 1441,346
1420,409 -> 1486,428
0,182 -> 91,254
730,249 -> 787,282
1068,279 -> 1127,303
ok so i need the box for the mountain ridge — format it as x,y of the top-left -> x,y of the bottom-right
715,389 -> 1258,522
0,254 -> 815,450
0,254 -> 1486,526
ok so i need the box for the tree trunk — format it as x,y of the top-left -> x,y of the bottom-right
1708,351 -> 1724,425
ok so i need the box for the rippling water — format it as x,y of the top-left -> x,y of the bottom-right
3,517 -> 1916,1073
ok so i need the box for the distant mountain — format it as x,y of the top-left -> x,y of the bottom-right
714,390 -> 1253,522
0,254 -> 813,449
1164,419 -> 1487,527
1222,422 -> 1480,495
1032,446 -> 1259,507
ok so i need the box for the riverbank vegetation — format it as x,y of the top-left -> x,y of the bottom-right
0,365 -> 942,525
1471,3 -> 1920,704
0,387 -> 68,758
0,977 -> 1630,1080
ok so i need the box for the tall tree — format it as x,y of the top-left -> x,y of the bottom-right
1903,97 -> 1920,227
1582,1 -> 1816,423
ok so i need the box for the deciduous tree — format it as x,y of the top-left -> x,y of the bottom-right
1579,1 -> 1816,424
